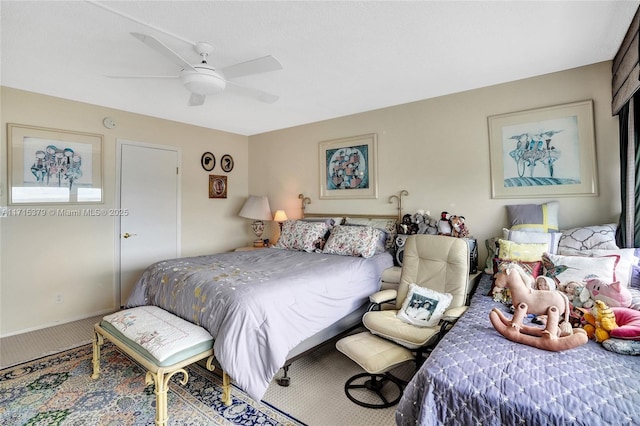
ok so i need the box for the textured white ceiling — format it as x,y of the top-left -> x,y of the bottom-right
1,1 -> 638,136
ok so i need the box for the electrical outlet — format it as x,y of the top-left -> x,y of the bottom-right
55,293 -> 63,304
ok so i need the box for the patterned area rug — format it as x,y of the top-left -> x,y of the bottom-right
0,342 -> 304,425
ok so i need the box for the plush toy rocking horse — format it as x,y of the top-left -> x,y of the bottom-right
489,263 -> 588,351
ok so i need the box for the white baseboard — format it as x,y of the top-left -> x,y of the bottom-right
0,308 -> 116,338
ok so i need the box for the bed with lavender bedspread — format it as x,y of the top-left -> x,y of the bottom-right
126,247 -> 393,401
396,273 -> 640,426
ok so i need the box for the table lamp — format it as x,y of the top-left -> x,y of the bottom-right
239,195 -> 272,247
273,210 -> 288,231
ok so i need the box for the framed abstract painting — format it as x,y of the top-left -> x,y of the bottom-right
488,100 -> 597,198
319,133 -> 378,199
8,123 -> 103,204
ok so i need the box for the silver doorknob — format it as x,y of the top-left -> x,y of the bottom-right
123,232 -> 136,239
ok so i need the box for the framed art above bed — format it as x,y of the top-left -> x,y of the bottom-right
318,133 -> 378,200
488,100 -> 597,199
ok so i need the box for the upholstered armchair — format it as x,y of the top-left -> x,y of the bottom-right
362,234 -> 472,364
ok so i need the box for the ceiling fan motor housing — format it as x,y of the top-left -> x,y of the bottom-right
181,67 -> 226,95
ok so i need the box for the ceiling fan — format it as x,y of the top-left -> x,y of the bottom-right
110,32 -> 282,106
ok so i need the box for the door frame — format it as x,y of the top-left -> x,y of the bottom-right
114,138 -> 182,307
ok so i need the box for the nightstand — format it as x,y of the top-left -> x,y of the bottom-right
234,246 -> 267,252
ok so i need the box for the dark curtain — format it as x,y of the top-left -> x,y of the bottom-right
617,93 -> 640,247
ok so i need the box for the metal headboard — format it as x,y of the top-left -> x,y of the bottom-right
297,190 -> 408,223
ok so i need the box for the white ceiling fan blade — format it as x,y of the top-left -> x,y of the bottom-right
221,55 -> 282,79
188,93 -> 206,106
226,80 -> 279,103
131,32 -> 197,72
107,75 -> 179,79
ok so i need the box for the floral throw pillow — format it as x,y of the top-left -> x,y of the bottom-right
322,225 -> 383,258
275,220 -> 330,252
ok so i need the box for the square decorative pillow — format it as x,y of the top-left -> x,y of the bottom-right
344,217 -> 397,251
343,223 -> 389,254
557,224 -> 619,254
497,239 -> 548,262
322,225 -> 384,258
396,284 -> 453,327
502,228 -> 562,254
275,220 -> 331,252
542,252 -> 620,285
506,201 -> 559,232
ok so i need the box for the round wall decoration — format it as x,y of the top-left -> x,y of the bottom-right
201,152 -> 215,171
221,154 -> 234,172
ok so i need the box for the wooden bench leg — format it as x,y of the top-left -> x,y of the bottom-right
91,329 -> 103,380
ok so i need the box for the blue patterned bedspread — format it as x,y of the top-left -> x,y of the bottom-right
396,273 -> 640,426
126,248 -> 393,401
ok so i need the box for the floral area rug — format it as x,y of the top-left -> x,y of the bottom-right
0,342 -> 304,425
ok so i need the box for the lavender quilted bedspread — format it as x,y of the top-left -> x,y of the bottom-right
126,248 -> 392,401
396,274 -> 640,426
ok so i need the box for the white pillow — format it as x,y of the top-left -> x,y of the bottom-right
556,248 -> 638,288
557,224 -> 618,254
396,284 -> 452,327
503,228 -> 561,255
542,252 -> 620,285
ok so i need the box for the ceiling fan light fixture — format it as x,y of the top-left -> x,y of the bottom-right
180,67 -> 226,95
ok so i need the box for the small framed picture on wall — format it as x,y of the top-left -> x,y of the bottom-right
209,175 -> 227,199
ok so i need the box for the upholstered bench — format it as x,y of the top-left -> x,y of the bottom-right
336,331 -> 414,408
91,306 -> 231,426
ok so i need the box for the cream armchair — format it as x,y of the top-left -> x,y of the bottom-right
362,234 -> 472,364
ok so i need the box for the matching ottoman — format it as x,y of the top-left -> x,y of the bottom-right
336,331 -> 414,408
92,306 -> 231,426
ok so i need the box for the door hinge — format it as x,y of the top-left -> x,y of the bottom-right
176,167 -> 179,175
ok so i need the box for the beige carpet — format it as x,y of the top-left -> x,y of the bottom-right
1,317 -> 415,425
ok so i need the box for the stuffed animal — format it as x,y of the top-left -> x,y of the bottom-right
580,300 -> 619,343
399,214 -> 413,235
489,263 -> 588,351
437,211 -> 452,235
585,278 -> 632,308
449,215 -> 470,238
561,281 -> 593,309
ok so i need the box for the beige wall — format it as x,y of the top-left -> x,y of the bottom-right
0,87 -> 251,336
0,61 -> 621,336
250,61 -> 621,263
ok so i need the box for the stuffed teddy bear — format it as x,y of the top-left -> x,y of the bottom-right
489,263 -> 588,351
449,215 -> 470,238
585,278 -> 632,308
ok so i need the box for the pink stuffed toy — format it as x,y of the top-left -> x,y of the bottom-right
585,278 -> 632,308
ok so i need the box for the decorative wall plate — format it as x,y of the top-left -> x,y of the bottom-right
221,154 -> 234,172
201,152 -> 215,171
